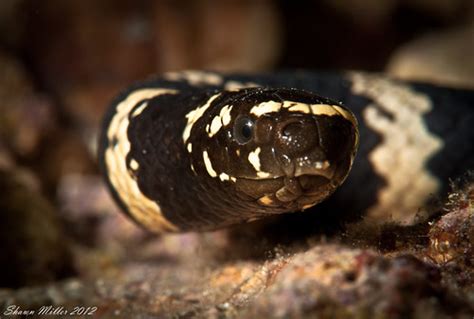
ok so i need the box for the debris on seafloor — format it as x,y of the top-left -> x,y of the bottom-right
0,173 -> 473,318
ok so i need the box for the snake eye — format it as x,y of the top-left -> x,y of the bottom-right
233,116 -> 254,144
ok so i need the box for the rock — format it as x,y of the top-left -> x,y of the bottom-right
56,174 -> 143,248
153,1 -> 281,72
0,166 -> 73,288
427,172 -> 474,290
23,0 -> 157,131
0,140 -> 14,170
0,52 -> 57,158
323,0 -> 473,26
387,24 -> 474,88
2,155 -> 472,318
22,1 -> 281,132
1,243 -> 472,318
0,0 -> 24,49
244,249 -> 465,319
35,133 -> 97,192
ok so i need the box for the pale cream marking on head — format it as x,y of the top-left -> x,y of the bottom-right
218,172 -> 236,182
259,100 -> 357,127
209,115 -> 223,137
257,171 -> 271,178
258,195 -> 274,206
309,104 -> 340,116
333,105 -> 358,127
220,105 -> 233,126
283,101 -> 327,115
164,70 -> 223,86
105,88 -> 178,233
203,150 -> 217,177
248,147 -> 262,171
247,148 -> 272,178
288,103 -> 311,113
236,149 -> 240,156
183,93 -> 221,143
130,159 -> 139,170
131,101 -> 149,118
208,104 -> 234,138
190,163 -> 197,175
349,72 -> 443,223
250,101 -> 281,116
224,80 -> 260,91
219,172 -> 230,181
187,143 -> 192,153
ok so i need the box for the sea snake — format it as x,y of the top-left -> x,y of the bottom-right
98,70 -> 474,232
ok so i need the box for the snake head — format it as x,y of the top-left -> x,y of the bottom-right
187,87 -> 359,214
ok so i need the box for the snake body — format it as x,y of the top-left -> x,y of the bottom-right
98,71 -> 474,232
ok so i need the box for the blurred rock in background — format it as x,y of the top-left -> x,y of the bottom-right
387,23 -> 474,88
0,165 -> 74,288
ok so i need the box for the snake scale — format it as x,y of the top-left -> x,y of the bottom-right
98,71 -> 474,233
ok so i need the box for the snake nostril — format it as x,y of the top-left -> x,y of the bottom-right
277,118 -> 319,158
282,122 -> 304,137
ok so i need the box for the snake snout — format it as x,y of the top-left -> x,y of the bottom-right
315,115 -> 357,165
272,110 -> 358,205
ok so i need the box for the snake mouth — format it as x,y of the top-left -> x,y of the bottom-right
294,160 -> 335,179
250,173 -> 337,211
274,171 -> 336,204
245,161 -> 340,210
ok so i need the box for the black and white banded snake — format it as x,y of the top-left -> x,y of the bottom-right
98,71 -> 474,232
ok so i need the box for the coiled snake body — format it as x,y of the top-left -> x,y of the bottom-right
98,71 -> 474,232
